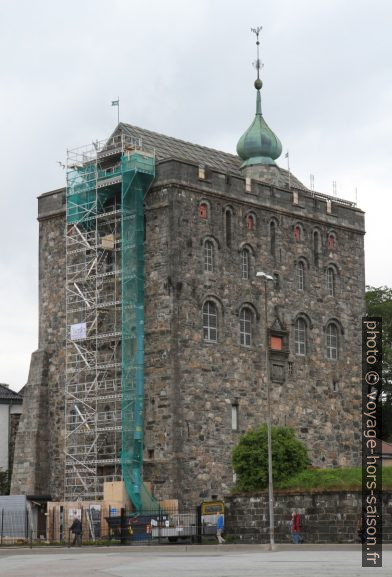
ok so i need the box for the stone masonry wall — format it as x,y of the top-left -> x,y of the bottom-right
144,159 -> 365,507
12,154 -> 365,508
11,190 -> 66,499
11,349 -> 49,495
225,491 -> 392,543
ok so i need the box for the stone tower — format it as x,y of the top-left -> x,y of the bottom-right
12,56 -> 365,507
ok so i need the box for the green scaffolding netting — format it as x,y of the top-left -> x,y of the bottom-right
67,147 -> 157,511
121,152 -> 158,512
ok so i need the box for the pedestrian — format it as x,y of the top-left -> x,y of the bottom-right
291,510 -> 302,544
70,516 -> 82,546
357,508 -> 367,544
216,513 -> 225,544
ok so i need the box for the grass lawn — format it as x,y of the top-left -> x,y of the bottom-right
274,466 -> 392,492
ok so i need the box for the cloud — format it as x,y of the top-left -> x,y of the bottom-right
1,0 -> 391,389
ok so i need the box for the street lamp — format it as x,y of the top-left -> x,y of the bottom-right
256,271 -> 275,550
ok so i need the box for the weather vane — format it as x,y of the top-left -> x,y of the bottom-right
251,26 -> 263,81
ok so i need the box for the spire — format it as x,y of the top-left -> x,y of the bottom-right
237,27 -> 282,168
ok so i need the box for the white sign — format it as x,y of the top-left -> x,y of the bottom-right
68,508 -> 81,520
70,322 -> 87,341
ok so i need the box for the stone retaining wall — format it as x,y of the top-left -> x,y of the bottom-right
225,491 -> 392,543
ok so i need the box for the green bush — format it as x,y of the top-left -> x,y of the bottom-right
276,465 -> 392,491
232,426 -> 309,492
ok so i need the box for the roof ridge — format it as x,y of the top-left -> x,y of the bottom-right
119,122 -> 240,161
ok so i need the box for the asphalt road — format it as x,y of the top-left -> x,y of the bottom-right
0,546 -> 390,577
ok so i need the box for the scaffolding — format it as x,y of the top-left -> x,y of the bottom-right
65,133 -> 155,506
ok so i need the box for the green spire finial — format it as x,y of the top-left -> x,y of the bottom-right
236,27 -> 282,167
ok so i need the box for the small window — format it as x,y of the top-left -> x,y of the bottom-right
295,318 -> 306,356
148,449 -> 155,459
270,336 -> 283,351
326,267 -> 335,296
294,225 -> 301,241
203,301 -> 217,342
199,203 -> 208,219
273,273 -> 280,290
198,165 -> 206,180
225,210 -> 232,247
246,214 -> 255,230
288,361 -> 294,377
326,323 -> 338,360
241,248 -> 249,280
231,404 -> 239,431
204,240 -> 214,272
327,233 -> 335,250
270,221 -> 276,257
240,308 -> 252,346
296,261 -> 305,291
332,380 -> 339,393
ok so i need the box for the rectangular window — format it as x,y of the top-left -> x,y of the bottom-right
198,166 -> 206,180
241,250 -> 249,279
240,310 -> 252,346
295,321 -> 306,356
245,177 -> 252,192
327,332 -> 337,359
270,336 -> 283,351
204,242 -> 213,272
293,190 -> 299,204
203,303 -> 217,342
288,361 -> 294,377
231,404 -> 238,431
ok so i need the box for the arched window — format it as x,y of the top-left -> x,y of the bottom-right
294,225 -> 301,241
204,240 -> 214,272
225,210 -> 232,247
295,318 -> 306,356
203,301 -> 218,342
327,233 -> 335,250
313,231 -> 320,268
241,248 -> 249,279
199,202 -> 208,219
326,267 -> 335,296
296,261 -> 305,291
326,323 -> 338,359
246,214 -> 255,231
240,308 -> 252,346
270,221 -> 276,257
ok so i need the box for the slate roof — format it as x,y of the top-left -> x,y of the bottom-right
118,123 -> 307,190
0,383 -> 23,403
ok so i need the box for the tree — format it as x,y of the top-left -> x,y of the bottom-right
366,285 -> 392,441
232,426 -> 309,492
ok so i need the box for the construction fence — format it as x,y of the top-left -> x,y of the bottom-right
0,502 -> 223,546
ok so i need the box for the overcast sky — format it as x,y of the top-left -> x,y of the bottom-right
1,0 -> 391,391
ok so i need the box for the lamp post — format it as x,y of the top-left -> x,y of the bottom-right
256,271 -> 275,550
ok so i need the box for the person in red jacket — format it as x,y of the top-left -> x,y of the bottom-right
291,511 -> 302,544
